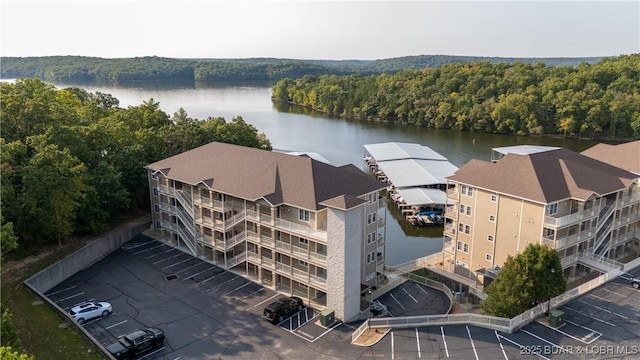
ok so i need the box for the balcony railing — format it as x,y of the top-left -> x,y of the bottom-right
276,262 -> 292,274
544,208 -> 597,228
275,240 -> 291,252
226,252 -> 247,269
292,267 -> 309,282
618,191 -> 640,207
224,209 -> 247,230
544,229 -> 596,250
443,240 -> 455,254
224,231 -> 247,250
443,224 -> 456,237
309,252 -> 327,262
274,218 -> 327,241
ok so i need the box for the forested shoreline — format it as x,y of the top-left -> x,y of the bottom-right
0,78 -> 271,258
1,55 -> 602,83
272,54 -> 640,140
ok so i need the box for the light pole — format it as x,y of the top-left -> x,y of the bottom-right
546,267 -> 556,315
368,288 -> 373,318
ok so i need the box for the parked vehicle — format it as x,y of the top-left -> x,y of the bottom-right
620,273 -> 640,289
263,296 -> 304,323
68,301 -> 112,324
106,327 -> 165,360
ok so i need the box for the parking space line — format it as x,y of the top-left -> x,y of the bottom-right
248,293 -> 280,310
207,275 -> 239,292
222,282 -> 251,296
162,257 -> 192,270
522,328 -> 571,354
173,262 -> 205,275
59,292 -> 85,302
494,331 -> 509,360
563,305 -> 617,327
415,283 -> 429,296
577,299 -> 629,319
140,346 -> 166,358
600,287 -> 622,296
466,326 -> 479,360
120,242 -> 149,251
46,286 -> 76,296
183,267 -> 217,281
441,327 -> 449,358
132,243 -> 165,255
243,288 -> 264,299
105,320 -> 127,329
309,320 -> 341,343
403,288 -> 418,303
390,293 -> 406,310
195,270 -> 228,286
152,252 -> 185,264
497,333 -> 550,360
415,328 -> 421,358
144,248 -> 176,259
564,320 -> 602,344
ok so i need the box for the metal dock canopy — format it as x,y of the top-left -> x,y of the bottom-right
363,142 -> 447,162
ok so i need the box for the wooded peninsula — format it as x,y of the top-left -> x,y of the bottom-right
272,54 -> 640,140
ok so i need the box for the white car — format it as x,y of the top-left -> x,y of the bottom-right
68,301 -> 112,324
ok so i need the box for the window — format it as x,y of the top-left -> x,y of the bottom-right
298,238 -> 308,245
458,223 -> 464,232
367,232 -> 375,245
152,187 -> 159,196
544,228 -> 555,239
461,185 -> 467,195
464,225 -> 470,234
547,203 -> 558,215
366,251 -> 375,264
459,204 -> 465,213
487,234 -> 494,242
467,187 -> 474,197
466,206 -> 472,216
457,241 -> 463,250
367,193 -> 376,203
367,212 -> 376,224
490,194 -> 498,202
151,173 -> 158,180
489,214 -> 496,222
299,260 -> 308,267
155,221 -> 161,230
298,209 -> 310,222
486,254 -> 492,261
463,243 -> 469,253
154,204 -> 160,213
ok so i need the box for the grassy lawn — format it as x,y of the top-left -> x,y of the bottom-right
2,240 -> 104,360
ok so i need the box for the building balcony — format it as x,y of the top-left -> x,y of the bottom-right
275,262 -> 292,275
226,252 -> 247,269
443,224 -> 457,237
618,191 -> 640,207
542,229 -> 596,250
309,274 -> 327,289
274,218 -> 327,241
443,239 -> 455,254
544,208 -> 598,229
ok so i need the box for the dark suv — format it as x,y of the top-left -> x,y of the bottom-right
263,296 -> 304,323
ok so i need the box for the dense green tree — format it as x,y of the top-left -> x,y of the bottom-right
0,347 -> 35,360
1,308 -> 21,349
482,244 -> 566,318
273,54 -> 640,140
0,78 -> 272,256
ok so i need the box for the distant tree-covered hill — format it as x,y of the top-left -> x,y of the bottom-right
272,54 -> 640,140
0,55 -> 605,83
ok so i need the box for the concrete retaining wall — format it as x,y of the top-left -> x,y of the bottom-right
25,217 -> 150,293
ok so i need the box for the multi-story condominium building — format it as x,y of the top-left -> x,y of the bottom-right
443,143 -> 640,284
146,142 -> 387,321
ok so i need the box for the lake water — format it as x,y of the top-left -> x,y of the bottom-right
51,81 -> 599,265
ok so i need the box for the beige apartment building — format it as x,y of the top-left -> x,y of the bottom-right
146,142 -> 387,321
443,142 -> 640,284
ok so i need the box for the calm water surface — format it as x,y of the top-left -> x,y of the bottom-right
52,81 -> 599,265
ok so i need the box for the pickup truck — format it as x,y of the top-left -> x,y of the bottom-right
106,327 -> 165,360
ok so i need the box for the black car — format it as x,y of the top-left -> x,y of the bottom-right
263,296 -> 304,323
106,327 -> 165,360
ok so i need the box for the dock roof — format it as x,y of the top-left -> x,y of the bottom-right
395,188 -> 452,206
364,142 -> 447,162
376,159 -> 459,188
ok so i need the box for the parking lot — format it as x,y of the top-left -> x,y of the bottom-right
45,234 -> 366,359
44,234 -> 640,359
366,267 -> 640,359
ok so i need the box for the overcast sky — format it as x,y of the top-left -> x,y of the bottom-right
1,0 -> 638,60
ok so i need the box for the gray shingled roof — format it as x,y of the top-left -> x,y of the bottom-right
581,140 -> 640,175
447,148 -> 637,203
146,142 -> 385,211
